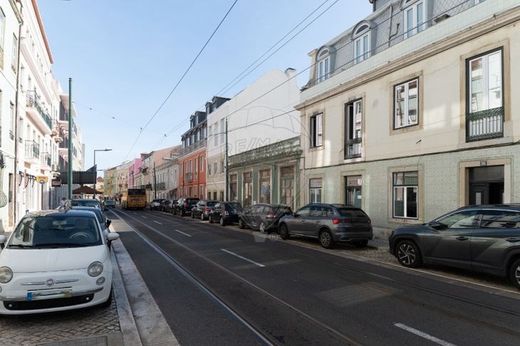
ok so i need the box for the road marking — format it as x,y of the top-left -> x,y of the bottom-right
153,220 -> 162,225
142,216 -> 147,219
367,272 -> 394,281
174,229 -> 192,237
221,249 -> 266,268
394,323 -> 456,346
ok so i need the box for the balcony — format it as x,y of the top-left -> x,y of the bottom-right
41,152 -> 52,169
26,91 -> 53,134
179,139 -> 207,157
345,138 -> 362,159
156,182 -> 166,190
466,107 -> 503,142
25,140 -> 40,163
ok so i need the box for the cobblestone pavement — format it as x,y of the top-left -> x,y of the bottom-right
0,297 -> 121,346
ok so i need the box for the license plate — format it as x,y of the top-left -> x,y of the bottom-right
26,289 -> 73,301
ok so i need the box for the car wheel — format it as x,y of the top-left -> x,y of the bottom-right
209,216 -> 214,223
353,239 -> 368,248
99,288 -> 113,308
508,258 -> 520,289
238,219 -> 245,229
220,217 -> 226,226
319,230 -> 334,249
396,240 -> 422,268
279,224 -> 289,240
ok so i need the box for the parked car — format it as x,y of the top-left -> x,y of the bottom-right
104,199 -> 116,208
191,200 -> 219,220
71,199 -> 102,209
159,199 -> 173,212
0,209 -> 120,315
149,199 -> 165,210
209,202 -> 243,226
72,206 -> 112,237
239,204 -> 292,233
163,199 -> 178,213
389,204 -> 520,290
278,203 -> 373,249
174,197 -> 200,216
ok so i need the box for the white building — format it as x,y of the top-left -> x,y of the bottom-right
0,0 -> 22,231
296,0 -> 520,228
206,69 -> 301,206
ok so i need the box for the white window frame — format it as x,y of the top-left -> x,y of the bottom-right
468,49 -> 503,114
392,171 -> 418,219
353,23 -> 371,64
310,113 -> 323,148
345,99 -> 363,158
394,78 -> 419,129
316,49 -> 331,83
309,178 -> 322,203
403,0 -> 426,39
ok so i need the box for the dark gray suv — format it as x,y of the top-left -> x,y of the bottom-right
278,203 -> 373,248
389,204 -> 520,290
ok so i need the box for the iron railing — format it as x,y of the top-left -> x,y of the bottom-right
466,107 -> 503,142
26,91 -> 53,129
25,140 -> 40,160
345,138 -> 362,159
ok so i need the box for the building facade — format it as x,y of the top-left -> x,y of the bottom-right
296,0 -> 520,228
178,111 -> 208,198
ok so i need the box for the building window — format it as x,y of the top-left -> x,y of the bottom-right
220,118 -> 225,144
353,23 -> 371,64
213,162 -> 217,175
345,99 -> 362,159
309,178 -> 322,203
394,78 -> 419,129
208,163 -> 212,175
466,48 -> 503,141
229,174 -> 237,201
0,8 -> 5,69
393,171 -> 418,219
345,176 -> 362,208
219,191 -> 224,201
259,169 -> 271,204
214,122 -> 219,146
310,113 -> 323,148
316,49 -> 331,83
220,160 -> 225,173
403,0 -> 426,39
243,172 -> 252,206
11,33 -> 17,71
280,166 -> 294,209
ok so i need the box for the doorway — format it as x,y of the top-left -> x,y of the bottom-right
345,175 -> 362,208
468,166 -> 504,205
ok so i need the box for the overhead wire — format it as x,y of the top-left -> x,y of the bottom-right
124,0 -> 240,159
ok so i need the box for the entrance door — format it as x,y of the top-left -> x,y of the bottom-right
468,166 -> 504,205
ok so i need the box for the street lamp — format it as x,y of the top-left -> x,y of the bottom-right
93,148 -> 112,199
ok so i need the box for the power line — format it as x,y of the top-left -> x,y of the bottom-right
154,0 -> 340,148
125,0 -> 240,159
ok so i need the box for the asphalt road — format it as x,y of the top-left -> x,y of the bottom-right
108,208 -> 520,346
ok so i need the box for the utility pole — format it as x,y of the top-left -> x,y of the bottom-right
153,161 -> 157,200
67,78 -> 72,200
225,118 -> 228,201
12,0 -> 23,225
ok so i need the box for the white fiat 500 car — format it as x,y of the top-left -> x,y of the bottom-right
0,209 -> 119,315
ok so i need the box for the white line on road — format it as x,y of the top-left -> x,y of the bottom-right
153,220 -> 162,225
174,229 -> 192,237
394,323 -> 456,346
221,249 -> 266,268
142,216 -> 147,219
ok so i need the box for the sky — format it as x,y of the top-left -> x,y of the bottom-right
38,0 -> 372,172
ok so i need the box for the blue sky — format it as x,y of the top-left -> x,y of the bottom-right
39,0 -> 372,171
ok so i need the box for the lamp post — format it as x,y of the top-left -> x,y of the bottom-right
93,148 -> 112,199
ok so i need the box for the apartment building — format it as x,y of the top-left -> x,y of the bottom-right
222,69 -> 301,208
178,110 -> 210,198
296,0 -> 520,228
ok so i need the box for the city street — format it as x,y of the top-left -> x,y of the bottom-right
109,208 -> 520,346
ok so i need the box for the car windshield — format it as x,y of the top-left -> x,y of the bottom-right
71,200 -> 101,208
8,215 -> 102,249
207,201 -> 218,207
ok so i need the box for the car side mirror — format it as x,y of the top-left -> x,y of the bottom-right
106,219 -> 112,228
293,213 -> 299,217
107,232 -> 119,242
0,235 -> 6,249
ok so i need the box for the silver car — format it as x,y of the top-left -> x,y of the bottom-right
278,203 -> 373,248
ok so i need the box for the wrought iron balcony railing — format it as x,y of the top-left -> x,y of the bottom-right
345,138 -> 362,159
25,140 -> 40,160
26,91 -> 53,130
466,107 -> 503,142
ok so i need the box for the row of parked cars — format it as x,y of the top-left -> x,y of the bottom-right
151,197 -> 374,248
152,198 -> 520,290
